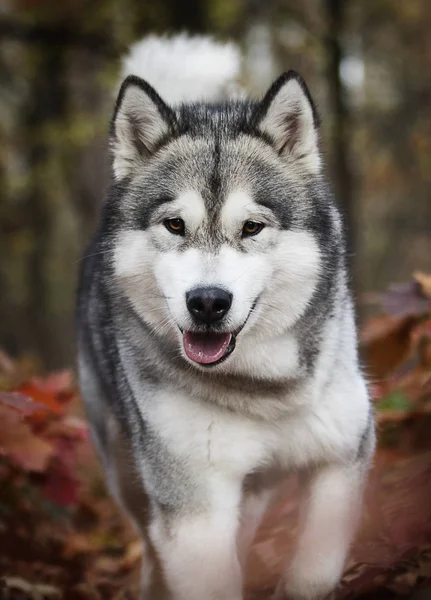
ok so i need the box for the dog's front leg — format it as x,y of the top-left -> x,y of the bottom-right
274,461 -> 367,600
147,503 -> 243,600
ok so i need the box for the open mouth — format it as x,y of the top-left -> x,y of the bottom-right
183,331 -> 235,366
181,299 -> 257,367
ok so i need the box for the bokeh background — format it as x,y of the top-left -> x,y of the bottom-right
1,3 -> 431,598
1,0 -> 431,369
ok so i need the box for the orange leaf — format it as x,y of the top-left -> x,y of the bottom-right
16,371 -> 74,419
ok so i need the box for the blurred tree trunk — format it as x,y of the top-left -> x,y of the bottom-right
324,0 -> 357,285
164,0 -> 206,31
0,26 -> 110,369
25,45 -> 67,365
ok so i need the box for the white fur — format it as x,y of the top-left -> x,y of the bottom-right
275,463 -> 366,600
259,78 -> 321,173
121,34 -> 242,104
149,508 -> 242,600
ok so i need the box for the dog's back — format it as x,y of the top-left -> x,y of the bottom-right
77,34 -> 374,600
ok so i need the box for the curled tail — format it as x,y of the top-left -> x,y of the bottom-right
121,34 -> 242,104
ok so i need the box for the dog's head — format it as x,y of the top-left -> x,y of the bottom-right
109,72 -> 338,369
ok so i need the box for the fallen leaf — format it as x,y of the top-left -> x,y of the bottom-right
379,279 -> 430,318
42,456 -> 80,507
0,404 -> 54,472
1,576 -> 61,599
413,272 -> 431,299
120,540 -> 143,570
360,315 -> 420,380
18,382 -> 64,417
0,390 -> 49,416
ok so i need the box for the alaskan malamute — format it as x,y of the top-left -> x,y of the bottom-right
77,34 -> 374,600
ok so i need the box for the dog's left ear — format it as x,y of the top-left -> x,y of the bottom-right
254,71 -> 321,172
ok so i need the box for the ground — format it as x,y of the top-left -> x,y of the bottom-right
0,274 -> 430,599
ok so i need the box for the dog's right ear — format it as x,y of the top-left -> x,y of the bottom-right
110,75 -> 177,180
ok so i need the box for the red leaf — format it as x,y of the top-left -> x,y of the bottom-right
42,456 -> 79,507
0,404 -> 54,472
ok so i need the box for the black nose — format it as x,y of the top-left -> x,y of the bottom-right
186,287 -> 232,325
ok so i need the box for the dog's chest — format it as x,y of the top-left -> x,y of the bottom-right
144,391 -> 269,476
141,387 -> 341,481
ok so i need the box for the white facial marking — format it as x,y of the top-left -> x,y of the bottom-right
220,190 -> 254,227
220,189 -> 274,234
169,190 -> 206,231
114,231 -> 165,329
153,244 -> 268,335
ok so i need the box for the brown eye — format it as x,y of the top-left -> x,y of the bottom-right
164,218 -> 185,236
242,221 -> 264,237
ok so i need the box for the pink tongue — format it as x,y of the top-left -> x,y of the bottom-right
183,331 -> 232,364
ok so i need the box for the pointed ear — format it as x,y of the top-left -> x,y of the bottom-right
253,71 -> 321,173
110,75 -> 177,180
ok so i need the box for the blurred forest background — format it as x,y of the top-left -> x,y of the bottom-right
1,0 -> 431,369
1,3 -> 431,599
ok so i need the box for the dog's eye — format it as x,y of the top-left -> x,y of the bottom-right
242,221 -> 264,237
164,218 -> 185,236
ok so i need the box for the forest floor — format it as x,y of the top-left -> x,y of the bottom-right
1,273 -> 431,600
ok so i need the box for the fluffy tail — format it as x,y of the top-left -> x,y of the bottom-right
121,34 -> 242,104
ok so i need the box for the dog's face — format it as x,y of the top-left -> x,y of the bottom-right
110,73 -> 334,369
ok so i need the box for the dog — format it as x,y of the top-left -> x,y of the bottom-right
77,34 -> 375,600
